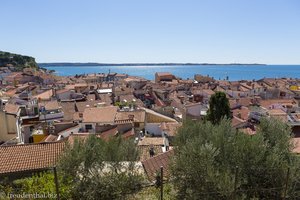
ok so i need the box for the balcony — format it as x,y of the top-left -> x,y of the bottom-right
19,105 -> 39,119
39,109 -> 64,121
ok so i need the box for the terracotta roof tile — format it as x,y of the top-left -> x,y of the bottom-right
115,110 -> 146,123
232,116 -> 246,128
99,127 -> 118,141
232,106 -> 250,120
259,99 -> 297,108
40,134 -> 59,142
56,88 -> 70,94
82,106 -> 118,123
292,138 -> 300,154
122,128 -> 135,139
4,103 -> 19,114
138,145 -> 163,161
159,122 -> 181,137
34,90 -> 53,100
39,100 -> 60,110
142,150 -> 174,181
138,137 -> 164,146
66,133 -> 89,145
0,142 -> 65,175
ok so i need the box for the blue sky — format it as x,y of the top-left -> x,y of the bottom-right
1,0 -> 300,64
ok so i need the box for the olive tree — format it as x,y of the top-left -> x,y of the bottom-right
58,135 -> 144,200
171,118 -> 300,199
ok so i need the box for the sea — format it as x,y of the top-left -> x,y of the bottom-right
42,64 -> 300,81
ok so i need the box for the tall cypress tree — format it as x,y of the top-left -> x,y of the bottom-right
206,91 -> 231,124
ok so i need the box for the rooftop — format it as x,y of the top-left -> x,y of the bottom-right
82,106 -> 118,123
142,150 -> 174,181
138,137 -> 164,146
0,141 -> 65,175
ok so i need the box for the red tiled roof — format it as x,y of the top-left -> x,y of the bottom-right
82,106 -> 118,123
115,110 -> 146,123
39,100 -> 60,110
66,133 -> 89,145
56,88 -> 71,94
138,137 -> 164,146
4,89 -> 18,98
232,116 -> 246,128
122,128 -> 135,139
41,134 -> 59,142
142,150 -> 174,181
292,138 -> 300,154
159,122 -> 181,137
259,99 -> 297,108
4,103 -> 19,114
99,127 -> 118,141
0,142 -> 65,175
34,89 -> 53,100
232,106 -> 250,120
138,145 -> 163,161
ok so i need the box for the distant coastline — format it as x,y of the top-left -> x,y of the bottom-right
39,63 -> 266,67
41,64 -> 300,81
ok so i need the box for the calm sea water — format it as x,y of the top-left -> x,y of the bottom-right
43,65 -> 300,81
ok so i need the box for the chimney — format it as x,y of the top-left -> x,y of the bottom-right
149,146 -> 155,157
52,88 -> 56,97
74,102 -> 79,112
237,112 -> 242,119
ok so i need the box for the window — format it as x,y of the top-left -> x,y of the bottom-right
85,124 -> 93,130
134,122 -> 140,127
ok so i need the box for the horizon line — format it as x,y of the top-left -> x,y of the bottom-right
37,62 -> 300,65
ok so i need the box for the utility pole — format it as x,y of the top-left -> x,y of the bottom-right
160,166 -> 163,200
53,166 -> 60,200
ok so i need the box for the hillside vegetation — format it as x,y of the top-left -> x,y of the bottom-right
0,51 -> 39,70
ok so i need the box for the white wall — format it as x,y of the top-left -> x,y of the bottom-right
59,126 -> 81,137
145,123 -> 162,136
80,122 -> 96,133
39,111 -> 64,121
186,104 -> 202,117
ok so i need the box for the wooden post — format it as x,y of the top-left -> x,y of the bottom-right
233,166 -> 238,200
160,166 -> 163,200
53,166 -> 60,200
283,168 -> 290,200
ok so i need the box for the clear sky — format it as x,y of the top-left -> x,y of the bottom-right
1,0 -> 300,64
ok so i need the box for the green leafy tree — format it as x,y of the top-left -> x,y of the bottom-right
0,178 -> 13,200
206,91 -> 231,124
171,118 -> 300,199
12,171 -> 72,200
58,135 -> 144,200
